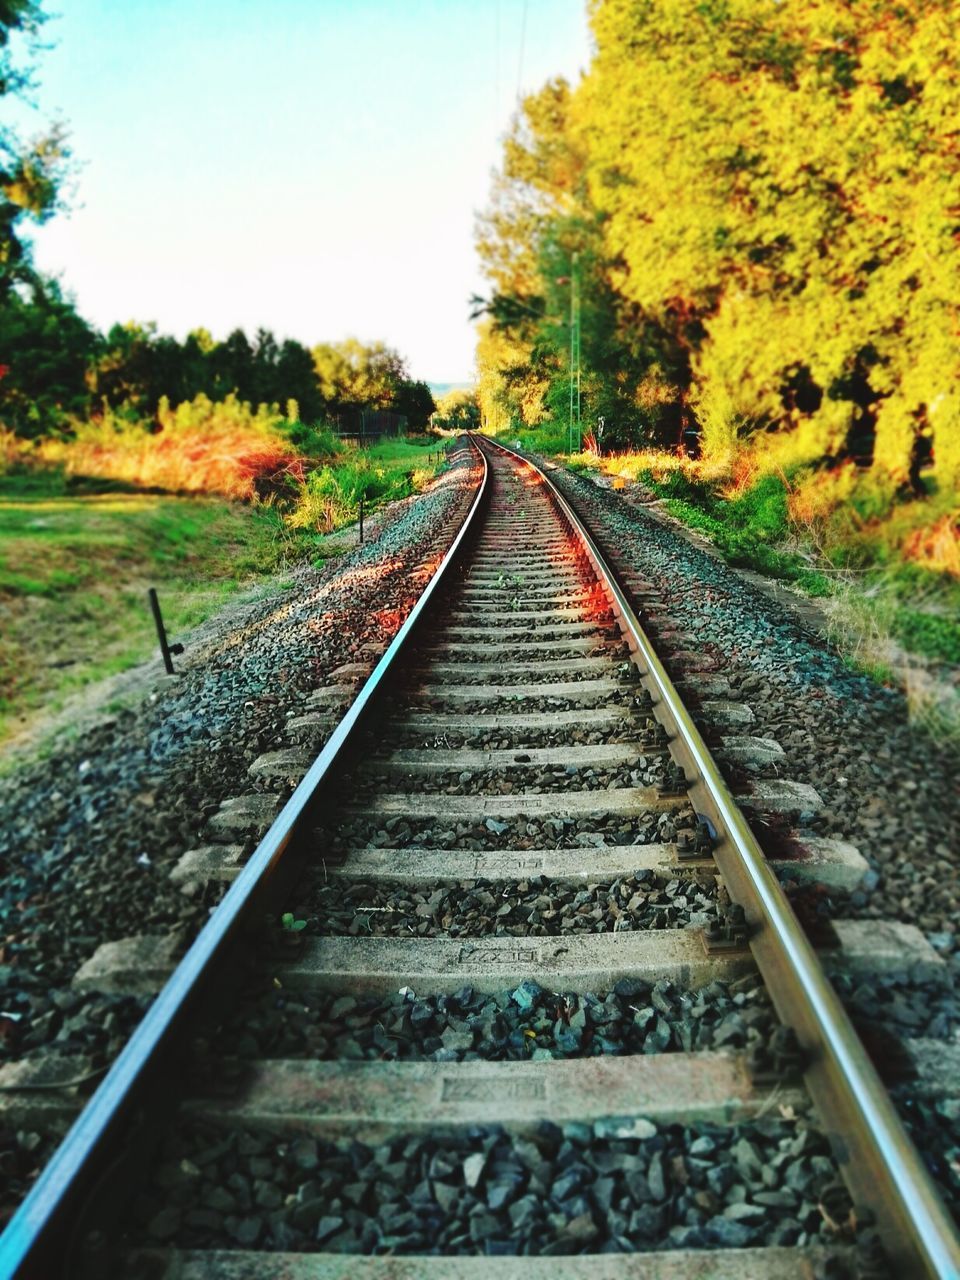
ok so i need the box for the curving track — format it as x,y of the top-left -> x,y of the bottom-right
1,436 -> 958,1278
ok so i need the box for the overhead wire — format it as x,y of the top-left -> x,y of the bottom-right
495,0 -> 501,122
516,0 -> 529,103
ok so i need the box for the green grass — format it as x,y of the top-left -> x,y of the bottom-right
0,434 -> 449,749
0,476 -> 316,746
490,425 -> 571,456
890,604 -> 960,665
289,434 -> 445,536
638,475 -> 833,597
651,480 -> 960,664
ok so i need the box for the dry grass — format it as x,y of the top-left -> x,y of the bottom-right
823,575 -> 960,742
35,396 -> 307,501
53,430 -> 305,500
902,513 -> 960,579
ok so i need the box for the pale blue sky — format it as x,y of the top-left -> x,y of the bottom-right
14,0 -> 591,384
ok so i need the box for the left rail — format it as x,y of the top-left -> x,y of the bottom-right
0,439 -> 489,1280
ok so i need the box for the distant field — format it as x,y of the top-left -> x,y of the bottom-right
0,434 -> 444,751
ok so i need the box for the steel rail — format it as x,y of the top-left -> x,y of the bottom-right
0,441 -> 490,1280
480,434 -> 960,1278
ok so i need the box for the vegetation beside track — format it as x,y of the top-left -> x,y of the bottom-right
0,430 -> 446,748
474,0 -> 960,730
492,427 -> 960,735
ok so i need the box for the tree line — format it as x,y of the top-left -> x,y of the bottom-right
475,0 -> 960,497
0,280 -> 436,438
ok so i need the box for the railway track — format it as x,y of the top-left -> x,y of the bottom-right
1,435 -> 958,1278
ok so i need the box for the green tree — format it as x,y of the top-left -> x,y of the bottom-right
581,0 -> 960,488
90,322 -> 161,414
475,74 -> 684,452
210,328 -> 255,402
392,378 -> 435,431
0,276 -> 95,435
275,338 -> 325,422
435,388 -> 480,431
474,78 -> 584,429
1,2 -> 70,296
311,338 -> 408,411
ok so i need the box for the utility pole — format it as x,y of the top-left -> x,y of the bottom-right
568,252 -> 581,453
574,257 -> 581,451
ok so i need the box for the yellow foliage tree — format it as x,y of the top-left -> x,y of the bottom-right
581,0 -> 960,489
475,79 -> 586,430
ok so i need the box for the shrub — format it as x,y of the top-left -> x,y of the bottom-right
40,394 -> 310,500
281,419 -> 338,458
288,450 -> 425,534
902,514 -> 960,580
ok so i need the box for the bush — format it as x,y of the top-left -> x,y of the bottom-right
288,447 -> 427,534
724,474 -> 790,543
37,394 -> 310,501
280,419 -> 339,459
489,424 -> 570,455
893,608 -> 960,665
639,466 -> 710,505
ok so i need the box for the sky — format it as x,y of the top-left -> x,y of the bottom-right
13,0 -> 592,386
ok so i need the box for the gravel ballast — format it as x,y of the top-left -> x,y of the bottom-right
323,808 -> 697,856
125,1113 -> 847,1256
546,461 -> 960,940
6,434 -> 958,1260
537,456 -> 960,1228
299,874 -> 721,938
211,973 -> 781,1065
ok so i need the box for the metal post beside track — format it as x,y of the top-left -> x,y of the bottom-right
147,588 -> 183,676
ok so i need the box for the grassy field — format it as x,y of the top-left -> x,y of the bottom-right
0,434 -> 445,749
289,436 -> 443,533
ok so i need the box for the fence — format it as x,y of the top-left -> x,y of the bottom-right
333,409 -> 408,445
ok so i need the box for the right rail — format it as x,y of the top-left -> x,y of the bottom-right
487,435 -> 960,1277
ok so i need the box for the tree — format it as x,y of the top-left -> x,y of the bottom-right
90,322 -> 161,414
581,0 -> 960,487
475,74 -> 682,451
474,78 -> 585,429
435,388 -> 480,431
0,276 -> 94,435
392,378 -> 435,431
311,338 -> 409,412
275,338 -> 325,421
211,328 -> 255,402
1,2 -> 70,296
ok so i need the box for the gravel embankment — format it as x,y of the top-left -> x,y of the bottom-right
541,458 -> 960,1223
547,463 -> 960,944
0,443 -> 480,1222
125,1113 -> 848,1255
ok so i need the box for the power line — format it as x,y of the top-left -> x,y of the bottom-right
516,0 -> 529,103
495,0 -> 501,122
